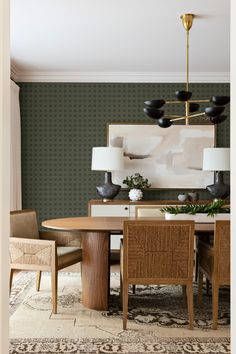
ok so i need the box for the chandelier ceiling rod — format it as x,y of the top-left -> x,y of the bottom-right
181,14 -> 195,124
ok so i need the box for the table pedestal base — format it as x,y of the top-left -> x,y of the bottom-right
82,231 -> 110,310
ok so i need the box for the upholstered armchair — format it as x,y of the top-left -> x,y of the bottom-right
9,209 -> 83,314
120,220 -> 195,330
198,220 -> 230,329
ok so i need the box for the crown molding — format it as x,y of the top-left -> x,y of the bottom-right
12,69 -> 230,83
10,63 -> 20,81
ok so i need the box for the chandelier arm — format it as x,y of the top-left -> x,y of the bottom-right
170,112 -> 206,122
165,99 -> 210,105
164,115 -> 182,118
189,99 -> 210,103
165,101 -> 186,104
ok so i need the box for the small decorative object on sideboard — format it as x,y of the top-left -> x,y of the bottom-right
123,173 -> 151,201
188,190 -> 198,202
161,200 -> 230,223
177,193 -> 188,202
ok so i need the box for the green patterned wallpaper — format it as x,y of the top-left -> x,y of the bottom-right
18,83 -> 230,224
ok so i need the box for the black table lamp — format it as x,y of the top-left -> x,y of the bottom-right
203,148 -> 230,199
91,147 -> 124,202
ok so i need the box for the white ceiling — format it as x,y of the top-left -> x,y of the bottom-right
11,0 -> 230,82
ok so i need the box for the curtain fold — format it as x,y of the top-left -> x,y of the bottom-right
10,80 -> 22,210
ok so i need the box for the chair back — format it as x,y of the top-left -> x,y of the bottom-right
214,220 -> 230,284
123,220 -> 194,282
135,206 -> 164,218
10,209 -> 39,239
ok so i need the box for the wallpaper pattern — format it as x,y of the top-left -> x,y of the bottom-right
19,83 -> 230,224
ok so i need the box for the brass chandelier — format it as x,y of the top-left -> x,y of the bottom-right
143,14 -> 230,128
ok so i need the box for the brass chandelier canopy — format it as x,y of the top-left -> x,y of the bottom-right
143,14 -> 230,128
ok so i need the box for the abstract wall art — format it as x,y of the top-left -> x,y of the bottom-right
108,124 -> 215,189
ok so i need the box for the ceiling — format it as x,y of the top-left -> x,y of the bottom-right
11,0 -> 230,82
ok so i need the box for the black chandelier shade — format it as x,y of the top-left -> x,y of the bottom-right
143,108 -> 164,119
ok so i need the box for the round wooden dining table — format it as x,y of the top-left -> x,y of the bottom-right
42,216 -> 214,311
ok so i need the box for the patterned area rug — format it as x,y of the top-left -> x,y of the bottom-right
10,336 -> 230,354
106,284 -> 230,329
9,272 -> 230,354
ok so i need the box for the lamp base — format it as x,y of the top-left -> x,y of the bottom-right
96,172 -> 121,201
206,171 -> 230,199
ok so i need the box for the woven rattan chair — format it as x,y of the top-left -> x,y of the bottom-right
9,209 -> 83,314
198,220 -> 230,329
120,220 -> 195,330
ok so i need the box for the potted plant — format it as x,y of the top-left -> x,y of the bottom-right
123,173 -> 151,201
161,200 -> 230,222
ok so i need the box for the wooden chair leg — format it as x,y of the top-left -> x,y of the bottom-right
195,251 -> 198,282
206,279 -> 210,296
212,282 -> 219,330
9,269 -> 14,293
182,285 -> 187,304
122,280 -> 128,330
198,270 -> 203,305
120,271 -> 123,308
36,271 -> 42,291
132,285 -> 136,294
51,270 -> 58,314
186,284 -> 194,330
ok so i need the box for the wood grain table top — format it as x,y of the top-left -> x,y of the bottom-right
42,216 -> 214,233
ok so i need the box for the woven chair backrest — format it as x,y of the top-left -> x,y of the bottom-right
214,220 -> 230,282
10,209 -> 39,239
124,220 -> 194,280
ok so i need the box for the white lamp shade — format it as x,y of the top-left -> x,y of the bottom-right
91,147 -> 124,171
203,148 -> 230,171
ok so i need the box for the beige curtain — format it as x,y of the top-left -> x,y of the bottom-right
10,80 -> 22,210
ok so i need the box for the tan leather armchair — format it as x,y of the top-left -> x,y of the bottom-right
9,209 -> 83,314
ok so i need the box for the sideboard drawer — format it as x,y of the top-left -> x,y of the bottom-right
91,204 -> 130,217
129,204 -> 167,216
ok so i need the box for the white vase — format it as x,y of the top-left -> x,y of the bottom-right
128,189 -> 143,201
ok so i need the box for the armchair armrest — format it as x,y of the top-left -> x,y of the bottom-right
9,237 -> 56,270
39,230 -> 82,247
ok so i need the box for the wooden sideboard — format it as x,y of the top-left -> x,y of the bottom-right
88,199 -> 213,249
